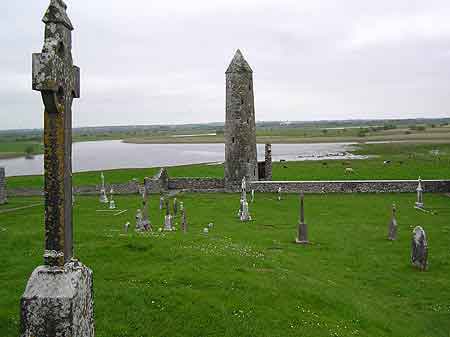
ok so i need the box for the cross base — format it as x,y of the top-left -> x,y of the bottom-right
20,260 -> 94,337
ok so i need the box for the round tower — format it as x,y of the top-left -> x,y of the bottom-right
224,49 -> 258,187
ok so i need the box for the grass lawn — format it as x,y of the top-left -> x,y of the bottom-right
1,193 -> 449,337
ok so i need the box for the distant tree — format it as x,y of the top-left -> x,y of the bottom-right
24,145 -> 35,156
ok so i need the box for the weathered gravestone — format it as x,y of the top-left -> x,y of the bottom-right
173,197 -> 178,216
135,208 -> 143,231
159,195 -> 164,210
99,172 -> 108,203
415,177 -> 424,209
181,208 -> 188,233
21,2 -> 94,337
388,203 -> 398,241
411,226 -> 428,271
164,199 -> 173,230
109,188 -> 116,209
0,167 -> 7,205
295,193 -> 309,244
238,177 -> 251,221
141,188 -> 151,231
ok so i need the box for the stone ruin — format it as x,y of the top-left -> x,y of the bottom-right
0,167 -> 7,204
224,50 -> 258,188
21,1 -> 94,336
258,144 -> 273,181
146,168 -> 169,193
411,226 -> 428,271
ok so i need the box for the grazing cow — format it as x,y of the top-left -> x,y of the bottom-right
345,167 -> 354,174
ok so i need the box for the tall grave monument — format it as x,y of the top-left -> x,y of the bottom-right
21,1 -> 94,336
224,50 -> 258,188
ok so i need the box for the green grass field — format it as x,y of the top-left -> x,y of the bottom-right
5,143 -> 450,190
1,193 -> 449,337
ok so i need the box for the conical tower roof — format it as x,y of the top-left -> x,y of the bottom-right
43,0 -> 74,30
226,49 -> 253,74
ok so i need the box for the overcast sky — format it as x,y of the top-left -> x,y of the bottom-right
1,0 -> 450,130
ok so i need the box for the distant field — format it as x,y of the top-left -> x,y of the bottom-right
1,122 -> 449,159
5,142 -> 450,189
0,142 -> 42,159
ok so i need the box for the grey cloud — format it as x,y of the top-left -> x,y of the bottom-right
0,0 -> 449,129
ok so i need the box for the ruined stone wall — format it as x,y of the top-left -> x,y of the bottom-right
168,178 -> 225,191
224,50 -> 258,187
248,180 -> 450,194
7,179 -> 450,197
0,168 -> 6,204
264,144 -> 273,181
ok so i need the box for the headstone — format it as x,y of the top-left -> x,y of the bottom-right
415,177 -> 424,209
159,196 -> 164,210
0,167 -> 7,205
277,187 -> 282,201
165,199 -> 170,215
99,172 -> 108,203
388,203 -> 398,241
173,198 -> 178,216
21,2 -> 94,336
164,214 -> 173,231
240,199 -> 252,222
124,222 -> 130,233
411,226 -> 428,271
251,189 -> 255,203
203,227 -> 209,234
295,193 -> 309,244
141,188 -> 151,231
135,209 -> 143,231
109,188 -> 116,209
224,49 -> 258,187
265,144 -> 273,181
181,209 -> 188,233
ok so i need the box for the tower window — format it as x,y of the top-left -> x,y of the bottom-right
232,137 -> 235,143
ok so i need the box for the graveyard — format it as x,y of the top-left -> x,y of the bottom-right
1,192 -> 449,337
1,1 -> 450,336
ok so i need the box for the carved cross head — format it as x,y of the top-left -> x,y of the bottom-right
32,0 -> 80,114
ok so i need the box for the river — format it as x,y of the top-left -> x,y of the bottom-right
0,141 -> 367,177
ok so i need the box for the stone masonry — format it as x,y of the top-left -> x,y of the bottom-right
264,144 -> 273,181
0,167 -> 6,204
21,1 -> 94,336
224,49 -> 258,188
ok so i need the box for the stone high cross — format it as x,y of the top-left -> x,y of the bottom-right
21,3 -> 94,337
32,0 -> 80,267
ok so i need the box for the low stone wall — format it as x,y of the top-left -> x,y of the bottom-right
0,168 -> 6,204
168,178 -> 225,191
8,179 -> 450,197
8,181 -> 142,197
249,180 -> 450,194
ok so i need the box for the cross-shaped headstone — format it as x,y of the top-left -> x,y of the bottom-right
32,0 -> 80,267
